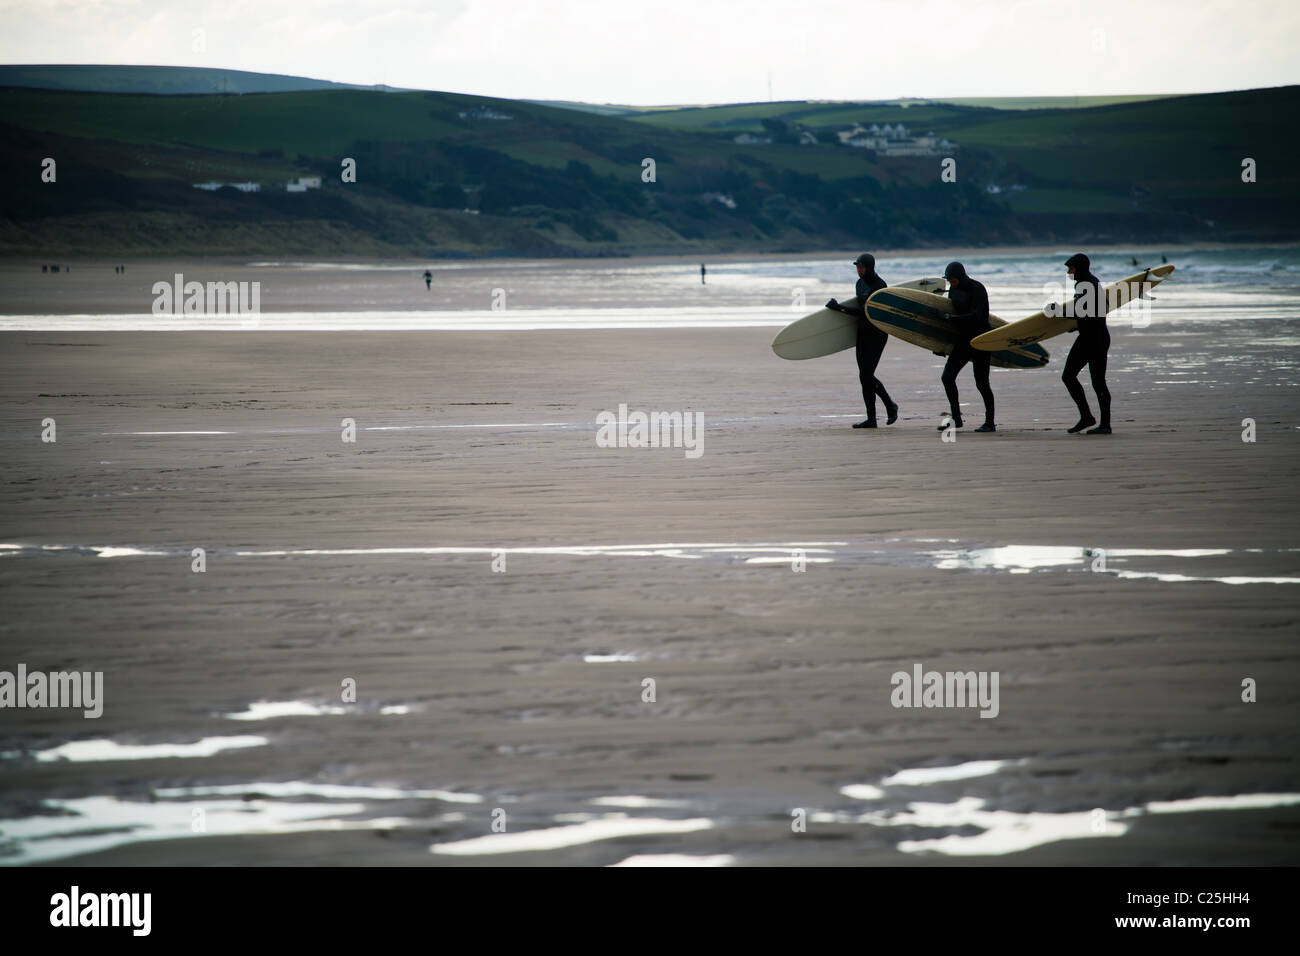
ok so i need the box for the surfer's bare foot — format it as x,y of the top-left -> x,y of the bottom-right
975,423 -> 996,433
1068,415 -> 1096,434
1086,425 -> 1112,434
853,419 -> 877,429
886,402 -> 899,425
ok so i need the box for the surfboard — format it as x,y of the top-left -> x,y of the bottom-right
864,287 -> 1050,370
771,277 -> 946,360
970,264 -> 1175,352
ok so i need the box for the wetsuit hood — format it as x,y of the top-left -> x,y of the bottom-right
944,261 -> 967,281
853,253 -> 877,276
1065,253 -> 1091,273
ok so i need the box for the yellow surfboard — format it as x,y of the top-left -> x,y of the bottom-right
971,264 -> 1175,352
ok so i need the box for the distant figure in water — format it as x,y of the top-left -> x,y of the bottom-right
825,253 -> 897,429
1059,253 -> 1111,435
700,263 -> 706,285
1161,254 -> 1168,264
42,265 -> 47,273
1131,256 -> 1139,266
423,270 -> 433,290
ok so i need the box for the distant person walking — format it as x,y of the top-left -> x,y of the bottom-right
701,263 -> 707,285
826,253 -> 898,429
423,269 -> 433,290
1059,252 -> 1111,434
939,262 -> 995,432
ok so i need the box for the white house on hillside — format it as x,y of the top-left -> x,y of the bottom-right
458,105 -> 513,120
838,123 -> 954,156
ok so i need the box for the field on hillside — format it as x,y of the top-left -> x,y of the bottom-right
1,81 -> 1295,256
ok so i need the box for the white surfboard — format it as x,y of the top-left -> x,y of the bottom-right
772,277 -> 946,360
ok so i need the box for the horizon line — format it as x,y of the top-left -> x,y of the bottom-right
0,62 -> 1283,108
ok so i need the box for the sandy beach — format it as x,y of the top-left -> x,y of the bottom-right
1,255 -> 1298,866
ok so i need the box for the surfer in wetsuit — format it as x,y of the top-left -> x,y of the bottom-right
939,262 -> 995,432
423,269 -> 433,290
826,253 -> 898,429
1058,252 -> 1111,434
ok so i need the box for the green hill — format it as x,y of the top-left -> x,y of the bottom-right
0,64 -> 397,95
1,75 -> 1295,257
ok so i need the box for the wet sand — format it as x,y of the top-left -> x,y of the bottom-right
1,298 -> 1298,865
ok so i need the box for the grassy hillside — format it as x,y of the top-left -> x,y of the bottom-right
929,95 -> 1176,110
0,64 -> 391,95
553,96 -> 1178,128
1,78 -> 1295,257
0,88 -> 463,155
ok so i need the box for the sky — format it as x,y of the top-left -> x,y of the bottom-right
1,0 -> 1297,105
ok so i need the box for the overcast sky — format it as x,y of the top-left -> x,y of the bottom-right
2,0 -> 1296,104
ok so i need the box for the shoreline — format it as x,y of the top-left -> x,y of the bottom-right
4,238 -> 1296,270
1,241 -> 1292,318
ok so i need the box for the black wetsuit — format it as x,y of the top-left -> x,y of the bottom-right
942,276 -> 994,425
840,272 -> 893,422
1062,272 -> 1110,427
